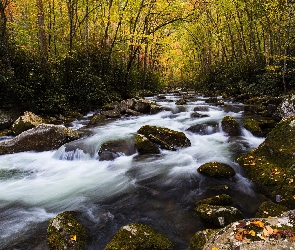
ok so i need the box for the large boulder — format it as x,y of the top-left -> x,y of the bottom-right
0,109 -> 20,130
10,111 -> 43,135
47,211 -> 87,250
196,204 -> 243,227
98,139 -> 136,161
237,117 -> 295,208
198,162 -> 236,178
221,116 -> 241,136
276,95 -> 295,119
135,134 -> 161,154
104,223 -> 173,250
244,118 -> 278,137
137,125 -> 191,151
0,124 -> 80,154
255,201 -> 287,218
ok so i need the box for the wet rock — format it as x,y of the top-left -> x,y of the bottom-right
237,117 -> 295,208
190,112 -> 210,118
137,125 -> 191,151
198,162 -> 236,178
197,194 -> 233,206
188,230 -> 217,250
244,118 -> 264,137
175,99 -> 187,105
255,201 -> 287,218
134,99 -> 153,113
98,139 -> 136,161
0,124 -> 80,154
88,114 -> 107,126
135,134 -> 160,154
125,109 -> 141,116
186,122 -> 219,135
100,109 -> 121,118
104,223 -> 173,250
10,111 -> 43,135
47,211 -> 87,250
276,95 -> 295,119
196,204 -> 243,227
221,116 -> 241,136
150,104 -> 164,114
0,109 -> 20,130
193,106 -> 209,112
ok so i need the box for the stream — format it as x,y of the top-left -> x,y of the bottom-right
0,93 -> 266,249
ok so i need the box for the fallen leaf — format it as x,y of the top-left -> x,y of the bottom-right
289,236 -> 295,241
212,248 -> 219,250
70,235 -> 77,241
263,225 -> 274,236
289,178 -> 293,183
235,229 -> 244,241
248,230 -> 256,236
252,220 -> 265,228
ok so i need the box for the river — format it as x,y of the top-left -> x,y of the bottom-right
0,93 -> 265,249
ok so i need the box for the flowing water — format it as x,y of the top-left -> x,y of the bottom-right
0,94 -> 266,249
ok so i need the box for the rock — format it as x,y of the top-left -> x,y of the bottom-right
196,204 -> 243,227
135,134 -> 160,154
237,117 -> 295,208
221,116 -> 241,136
193,106 -> 209,112
98,139 -> 136,161
175,99 -> 187,105
0,124 -> 80,154
0,109 -> 20,130
255,201 -> 287,218
134,99 -> 153,113
47,211 -> 87,250
100,109 -> 121,118
198,162 -> 236,178
88,114 -> 107,126
197,194 -> 233,206
137,125 -> 191,151
150,104 -> 164,114
10,111 -> 43,135
276,95 -> 295,119
188,230 -> 217,250
244,118 -> 264,137
202,212 -> 295,250
104,223 -> 173,250
186,122 -> 219,135
190,112 -> 210,118
125,109 -> 142,116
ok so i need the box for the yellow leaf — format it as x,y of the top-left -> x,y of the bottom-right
249,230 -> 256,236
70,235 -> 76,241
290,178 -> 294,183
212,248 -> 218,250
252,220 -> 265,228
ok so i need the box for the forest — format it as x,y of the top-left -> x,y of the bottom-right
0,0 -> 294,114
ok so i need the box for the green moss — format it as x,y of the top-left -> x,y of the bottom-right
196,194 -> 232,206
255,201 -> 287,218
47,211 -> 87,250
104,223 -> 173,250
135,134 -> 160,154
195,204 -> 243,227
188,229 -> 217,250
237,117 -> 295,208
137,125 -> 191,150
198,162 -> 235,178
221,116 -> 241,136
244,118 -> 263,137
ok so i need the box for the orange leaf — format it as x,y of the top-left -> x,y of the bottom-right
252,220 -> 265,228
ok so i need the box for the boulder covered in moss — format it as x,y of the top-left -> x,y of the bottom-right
104,223 -> 173,250
0,124 -> 81,154
175,99 -> 187,105
47,211 -> 87,250
88,114 -> 108,126
237,117 -> 295,208
99,139 -> 136,161
255,201 -> 287,218
135,134 -> 161,154
137,125 -> 191,151
198,162 -> 236,178
10,111 -> 43,135
243,118 -> 264,137
188,229 -> 217,250
196,204 -> 243,227
221,116 -> 241,136
197,194 -> 233,206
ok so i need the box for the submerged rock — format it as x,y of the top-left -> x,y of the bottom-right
47,211 -> 87,250
198,162 -> 236,178
186,122 -> 219,135
137,125 -> 191,151
221,116 -> 241,136
104,223 -> 173,250
0,124 -> 80,154
196,204 -> 243,227
98,139 -> 136,161
237,117 -> 295,208
10,111 -> 43,135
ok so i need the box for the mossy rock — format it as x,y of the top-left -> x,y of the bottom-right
196,204 -> 243,227
135,134 -> 160,154
244,118 -> 264,137
188,229 -> 217,250
47,211 -> 87,250
88,114 -> 107,126
175,99 -> 187,105
198,162 -> 235,178
255,201 -> 287,218
10,111 -> 43,135
237,117 -> 295,208
101,109 -> 121,118
221,116 -> 241,136
196,194 -> 232,206
99,139 -> 136,160
137,125 -> 191,151
0,124 -> 81,154
104,223 -> 173,250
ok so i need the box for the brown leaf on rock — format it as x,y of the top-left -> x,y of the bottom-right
263,225 -> 274,237
235,229 -> 244,241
